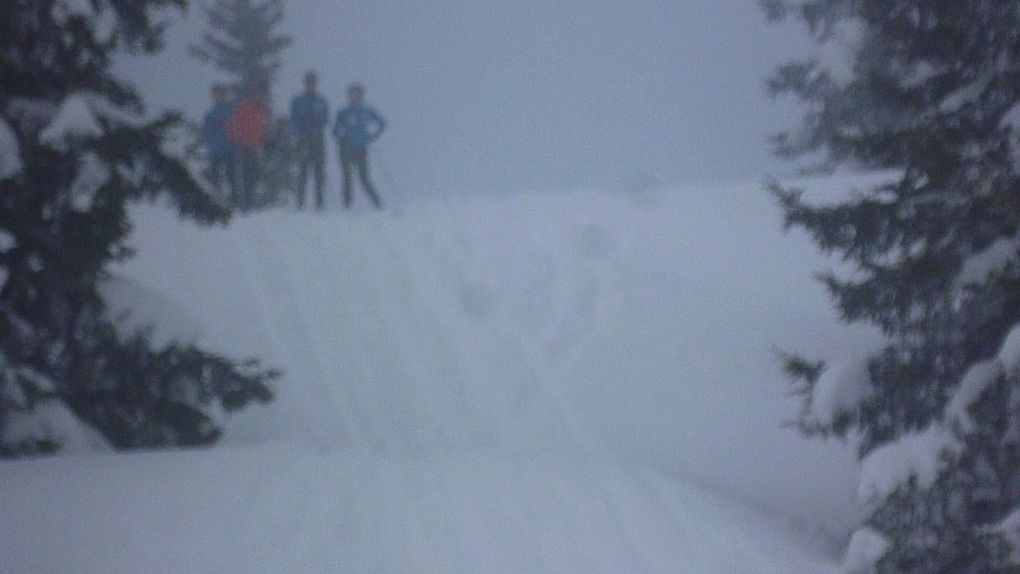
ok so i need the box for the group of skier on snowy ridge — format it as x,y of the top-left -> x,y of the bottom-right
202,71 -> 386,212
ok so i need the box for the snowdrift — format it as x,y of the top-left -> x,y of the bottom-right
1,183 -> 877,572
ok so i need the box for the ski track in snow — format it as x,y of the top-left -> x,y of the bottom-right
241,208 -> 834,572
0,193 -> 848,573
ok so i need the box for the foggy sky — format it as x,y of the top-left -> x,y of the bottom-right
117,1 -> 813,198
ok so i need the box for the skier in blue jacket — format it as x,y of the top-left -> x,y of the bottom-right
290,71 -> 329,210
202,84 -> 236,196
333,83 -> 386,209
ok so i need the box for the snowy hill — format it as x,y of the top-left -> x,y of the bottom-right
0,183 -> 876,573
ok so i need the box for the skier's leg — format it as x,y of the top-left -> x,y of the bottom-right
250,149 -> 263,210
340,145 -> 353,209
296,144 -> 309,209
313,138 -> 325,210
209,154 -> 223,193
227,148 -> 241,209
242,149 -> 258,211
207,153 -> 223,198
227,150 -> 238,206
238,151 -> 249,211
358,150 -> 383,209
224,152 -> 237,200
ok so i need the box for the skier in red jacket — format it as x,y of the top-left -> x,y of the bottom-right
226,90 -> 268,211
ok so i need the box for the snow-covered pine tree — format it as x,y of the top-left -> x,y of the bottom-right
764,1 -> 1020,572
0,0 -> 275,457
190,0 -> 295,209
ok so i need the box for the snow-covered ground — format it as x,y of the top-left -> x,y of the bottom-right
0,182 -> 878,572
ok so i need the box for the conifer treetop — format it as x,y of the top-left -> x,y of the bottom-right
189,0 -> 293,97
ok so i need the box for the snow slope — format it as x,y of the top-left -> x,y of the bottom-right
1,183 -> 874,572
2,445 -> 832,573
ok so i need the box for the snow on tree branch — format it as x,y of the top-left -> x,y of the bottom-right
807,356 -> 872,427
857,423 -> 961,506
841,526 -> 891,574
39,95 -> 103,151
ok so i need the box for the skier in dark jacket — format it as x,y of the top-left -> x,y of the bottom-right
202,84 -> 236,196
290,71 -> 329,210
333,83 -> 386,209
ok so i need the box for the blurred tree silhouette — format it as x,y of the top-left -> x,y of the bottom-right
767,1 -> 1020,571
0,0 -> 275,457
190,0 -> 292,101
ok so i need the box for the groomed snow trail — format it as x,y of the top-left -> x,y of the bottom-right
1,192 -> 852,573
233,212 -> 578,456
221,209 -> 833,572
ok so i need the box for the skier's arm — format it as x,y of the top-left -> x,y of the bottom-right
315,98 -> 328,131
332,110 -> 345,141
370,109 -> 386,140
